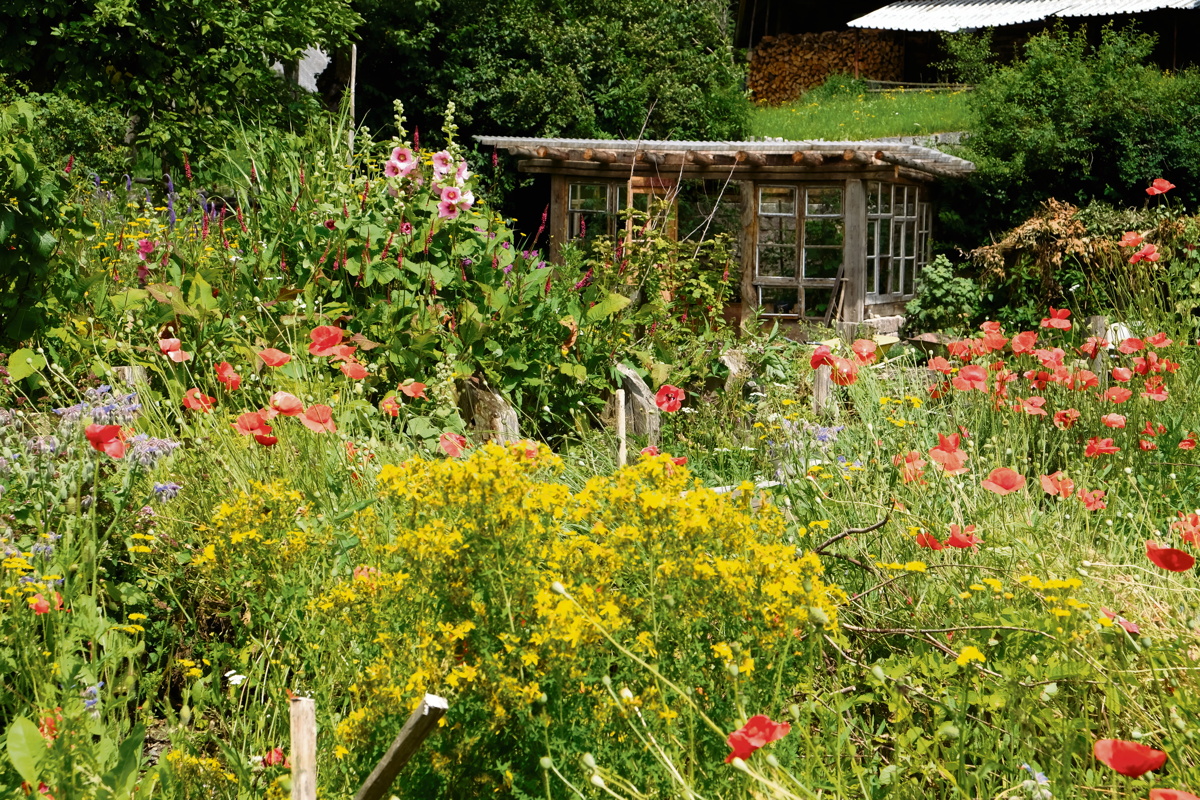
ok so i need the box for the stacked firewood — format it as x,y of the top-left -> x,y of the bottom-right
748,31 -> 904,106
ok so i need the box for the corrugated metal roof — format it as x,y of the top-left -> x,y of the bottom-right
475,135 -> 975,175
849,0 -> 1199,31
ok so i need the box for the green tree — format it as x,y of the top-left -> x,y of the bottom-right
0,0 -> 361,164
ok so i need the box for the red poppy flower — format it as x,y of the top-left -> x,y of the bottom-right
1053,408 -> 1080,429
232,411 -> 270,436
327,344 -> 358,363
1024,369 -> 1051,390
270,392 -> 304,417
981,468 -> 1025,495
1079,488 -> 1107,511
929,433 -> 969,474
655,384 -> 684,412
946,340 -> 973,361
927,356 -> 954,374
1101,413 -> 1126,429
1142,420 -> 1166,437
1094,738 -> 1167,777
1010,330 -> 1038,354
439,431 -> 468,458
1016,396 -> 1048,416
340,362 -> 369,380
1040,472 -> 1075,498
1110,367 -> 1132,382
1172,512 -> 1200,546
30,594 -> 51,614
1133,352 -> 1162,375
724,714 -> 791,763
1140,439 -> 1159,451
830,357 -> 859,386
952,365 -> 988,392
159,337 -> 192,363
1100,387 -> 1132,404
215,362 -> 241,391
1078,336 -> 1109,359
1142,376 -> 1169,401
400,381 -> 428,400
975,332 -> 1008,355
1180,433 -> 1198,450
1100,607 -> 1140,635
1085,437 -> 1120,457
945,524 -> 982,549
915,531 -> 944,550
308,325 -> 345,356
1146,178 -> 1175,195
894,451 -> 927,484
1040,307 -> 1072,330
182,388 -> 216,413
809,345 -> 834,370
1057,368 -> 1099,391
301,404 -> 336,433
1034,347 -> 1066,369
1118,231 -> 1144,248
1146,540 -> 1195,572
258,348 -> 292,367
1150,790 -> 1200,800
255,432 -> 278,447
85,424 -> 126,458
980,320 -> 1003,335
851,339 -> 878,365
1130,244 -> 1161,264
640,445 -> 660,457
262,747 -> 291,768
1146,332 -> 1173,347
1116,337 -> 1145,355
380,396 -> 400,417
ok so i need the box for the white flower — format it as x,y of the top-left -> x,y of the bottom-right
225,670 -> 247,686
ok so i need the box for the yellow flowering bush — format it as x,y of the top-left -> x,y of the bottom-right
305,442 -> 845,797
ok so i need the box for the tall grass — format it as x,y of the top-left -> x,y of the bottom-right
752,90 -> 971,141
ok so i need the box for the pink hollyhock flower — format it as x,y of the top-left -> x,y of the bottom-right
137,239 -> 156,260
383,160 -> 401,178
432,150 -> 454,178
391,147 -> 416,176
456,159 -> 471,185
440,185 -> 463,204
438,200 -> 460,220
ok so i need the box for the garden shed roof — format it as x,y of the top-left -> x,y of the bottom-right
476,136 -> 976,180
848,0 -> 1200,32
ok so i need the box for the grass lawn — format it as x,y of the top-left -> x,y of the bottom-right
751,88 -> 973,141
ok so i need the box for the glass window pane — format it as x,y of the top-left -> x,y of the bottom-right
759,286 -> 800,316
803,247 -> 841,280
759,186 -> 796,215
906,187 -> 918,216
758,214 -> 797,246
570,183 -> 610,212
904,221 -> 916,257
806,188 -> 842,216
867,182 -> 880,215
804,217 -> 843,247
879,219 -> 890,258
903,258 -> 916,296
891,221 -> 903,258
804,287 -> 834,319
880,257 -> 894,296
867,254 -> 878,296
880,184 -> 893,215
756,246 -> 795,279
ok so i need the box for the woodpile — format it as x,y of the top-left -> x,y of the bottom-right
749,31 -> 904,106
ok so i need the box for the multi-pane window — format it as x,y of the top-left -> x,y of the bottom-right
568,180 -> 677,242
754,185 -> 844,319
867,182 -> 931,301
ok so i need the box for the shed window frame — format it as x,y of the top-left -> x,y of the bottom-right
567,179 -> 677,243
753,183 -> 844,320
866,181 -> 931,303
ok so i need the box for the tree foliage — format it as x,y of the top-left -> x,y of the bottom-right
0,0 -> 361,161
353,0 -> 749,143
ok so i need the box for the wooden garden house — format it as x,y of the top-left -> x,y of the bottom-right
476,136 -> 975,334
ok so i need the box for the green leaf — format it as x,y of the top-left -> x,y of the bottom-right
6,348 -> 46,381
585,291 -> 631,323
5,716 -> 43,785
98,724 -> 145,800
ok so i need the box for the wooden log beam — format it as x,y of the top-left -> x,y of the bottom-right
735,150 -> 768,167
791,150 -> 823,167
873,151 -> 960,178
635,150 -> 665,166
685,150 -> 715,165
535,145 -> 570,160
583,148 -> 618,163
509,146 -> 538,159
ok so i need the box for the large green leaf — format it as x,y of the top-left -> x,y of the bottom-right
5,716 -> 42,785
97,724 -> 145,800
585,291 -> 631,323
6,347 -> 46,381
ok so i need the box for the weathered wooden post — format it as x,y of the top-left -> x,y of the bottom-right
616,388 -> 627,467
354,694 -> 449,800
813,364 -> 833,417
1088,315 -> 1109,387
290,697 -> 317,800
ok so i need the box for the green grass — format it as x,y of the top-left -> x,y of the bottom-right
751,89 -> 973,141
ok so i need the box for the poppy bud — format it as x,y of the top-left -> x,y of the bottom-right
871,665 -> 887,682
789,704 -> 800,719
539,757 -> 553,770
808,606 -> 830,627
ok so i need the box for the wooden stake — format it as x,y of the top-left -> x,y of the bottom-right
354,694 -> 449,800
290,697 -> 317,800
616,388 -> 627,468
813,364 -> 832,418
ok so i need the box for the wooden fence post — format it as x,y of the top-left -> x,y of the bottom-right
616,388 -> 627,468
290,697 -> 317,800
1088,315 -> 1109,386
812,364 -> 833,417
354,694 -> 449,800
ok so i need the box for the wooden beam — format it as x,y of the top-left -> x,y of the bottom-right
549,174 -> 568,265
791,150 -> 823,167
685,150 -> 715,165
635,150 -> 665,166
735,150 -> 767,166
509,146 -> 538,158
535,145 -> 570,160
516,160 -> 912,182
873,150 -> 961,179
583,148 -> 618,163
354,694 -> 449,800
739,180 -> 758,334
842,178 -> 867,327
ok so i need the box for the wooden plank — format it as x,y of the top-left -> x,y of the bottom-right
635,150 -> 666,166
813,365 -> 833,417
842,178 -> 866,327
535,145 -> 570,160
616,388 -> 627,467
354,694 -> 449,800
791,150 -> 823,166
735,150 -> 768,166
549,174 -> 568,265
583,148 -> 617,163
739,180 -> 758,333
290,697 -> 317,800
685,150 -> 715,165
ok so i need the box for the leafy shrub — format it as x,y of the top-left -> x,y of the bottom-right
803,74 -> 870,102
904,254 -> 981,334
